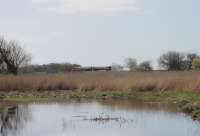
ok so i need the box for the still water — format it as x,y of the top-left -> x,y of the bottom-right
0,100 -> 200,136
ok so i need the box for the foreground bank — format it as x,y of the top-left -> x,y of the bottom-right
1,90 -> 200,121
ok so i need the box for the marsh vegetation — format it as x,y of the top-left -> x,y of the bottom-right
0,71 -> 200,92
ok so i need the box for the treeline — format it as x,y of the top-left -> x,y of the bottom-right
123,51 -> 200,71
158,51 -> 200,71
20,63 -> 81,73
0,37 -> 81,74
123,59 -> 153,72
1,36 -> 200,74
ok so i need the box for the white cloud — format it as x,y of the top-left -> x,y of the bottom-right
31,0 -> 137,14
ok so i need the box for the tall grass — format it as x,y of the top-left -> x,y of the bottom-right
0,71 -> 200,92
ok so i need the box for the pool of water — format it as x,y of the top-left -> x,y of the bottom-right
0,100 -> 200,136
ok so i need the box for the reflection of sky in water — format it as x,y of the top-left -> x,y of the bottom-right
1,100 -> 200,136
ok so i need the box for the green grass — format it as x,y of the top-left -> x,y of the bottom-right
1,90 -> 200,102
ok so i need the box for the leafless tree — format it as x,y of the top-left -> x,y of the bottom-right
0,37 -> 31,75
111,63 -> 123,71
125,58 -> 137,71
137,61 -> 153,72
158,51 -> 185,71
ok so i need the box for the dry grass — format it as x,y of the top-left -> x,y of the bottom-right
0,71 -> 200,92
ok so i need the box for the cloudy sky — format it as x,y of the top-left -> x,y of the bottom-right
0,0 -> 199,66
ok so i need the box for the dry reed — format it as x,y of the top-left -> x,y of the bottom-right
0,71 -> 200,92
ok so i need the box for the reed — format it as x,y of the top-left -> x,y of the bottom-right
0,71 -> 200,92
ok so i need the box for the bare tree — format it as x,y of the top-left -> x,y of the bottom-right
0,37 -> 31,75
158,51 -> 185,71
0,62 -> 7,73
137,61 -> 153,72
111,63 -> 123,71
125,58 -> 137,71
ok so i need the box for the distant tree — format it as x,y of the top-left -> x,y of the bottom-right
0,61 -> 7,73
20,63 -> 81,73
137,61 -> 153,72
0,37 -> 31,75
192,58 -> 200,70
0,56 -> 5,73
158,51 -> 185,71
111,63 -> 123,71
125,58 -> 137,71
185,53 -> 199,70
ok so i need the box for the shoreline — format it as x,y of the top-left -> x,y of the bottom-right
1,90 -> 200,121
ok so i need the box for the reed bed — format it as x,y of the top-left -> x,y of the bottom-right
0,71 -> 200,92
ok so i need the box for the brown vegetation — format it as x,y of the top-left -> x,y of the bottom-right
0,71 -> 200,92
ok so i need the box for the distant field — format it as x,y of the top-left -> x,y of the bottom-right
0,71 -> 200,92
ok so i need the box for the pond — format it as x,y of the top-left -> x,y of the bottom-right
0,100 -> 200,136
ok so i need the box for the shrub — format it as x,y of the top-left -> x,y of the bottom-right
192,58 -> 200,70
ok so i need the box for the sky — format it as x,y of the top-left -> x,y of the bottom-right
0,0 -> 200,66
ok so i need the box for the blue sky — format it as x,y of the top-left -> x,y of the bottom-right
0,0 -> 199,66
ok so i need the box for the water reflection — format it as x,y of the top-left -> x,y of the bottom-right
0,105 -> 31,136
0,100 -> 200,136
98,99 -> 179,113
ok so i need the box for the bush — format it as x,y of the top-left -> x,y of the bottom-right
192,58 -> 200,70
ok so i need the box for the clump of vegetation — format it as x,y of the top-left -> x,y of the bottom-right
85,116 -> 120,122
84,114 -> 133,125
